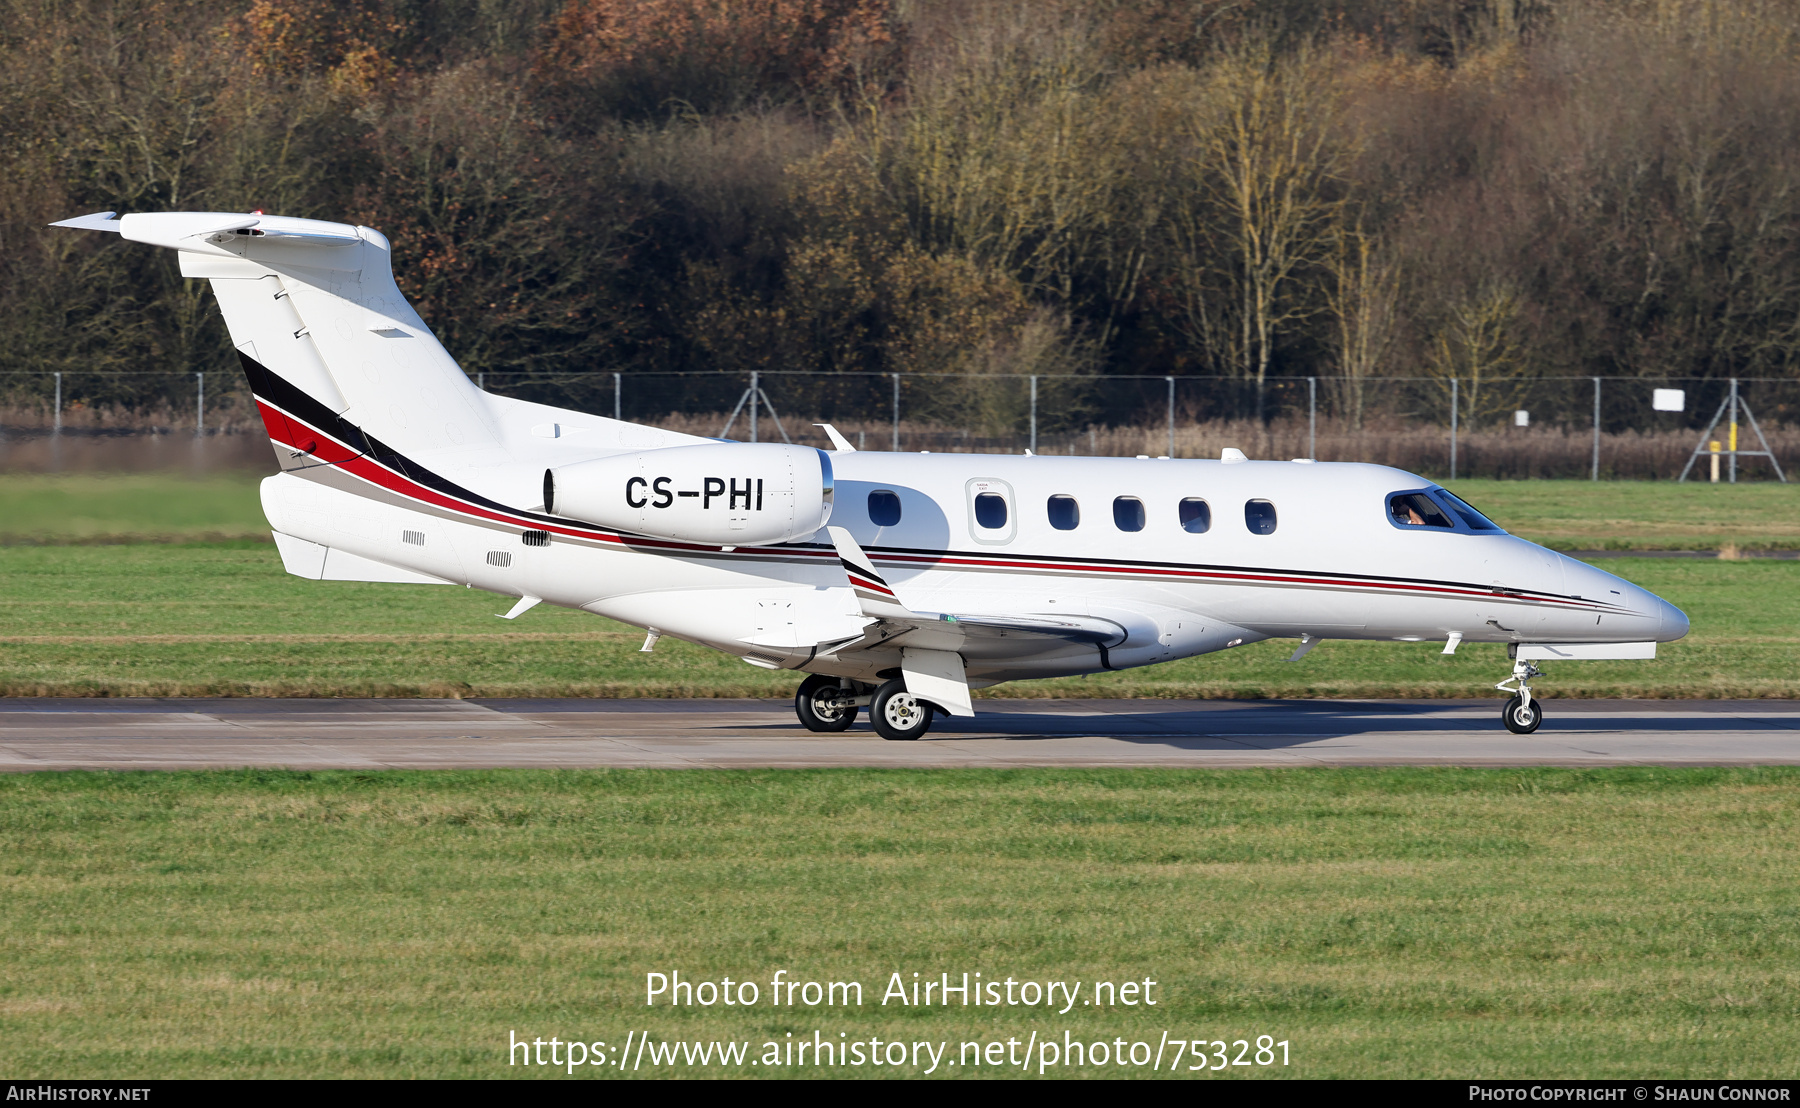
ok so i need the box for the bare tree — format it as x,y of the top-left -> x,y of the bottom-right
1178,38 -> 1350,420
1324,218 -> 1400,429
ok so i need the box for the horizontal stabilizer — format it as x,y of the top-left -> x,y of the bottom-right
48,212 -> 121,232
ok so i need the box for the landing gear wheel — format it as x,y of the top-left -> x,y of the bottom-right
795,674 -> 857,733
871,678 -> 933,741
1503,694 -> 1542,734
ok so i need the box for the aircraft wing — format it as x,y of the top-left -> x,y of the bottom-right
820,528 -> 1127,715
824,526 -> 1125,646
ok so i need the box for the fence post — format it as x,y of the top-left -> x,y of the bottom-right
53,371 -> 61,436
1166,376 -> 1175,457
749,370 -> 759,444
891,373 -> 900,451
1449,377 -> 1458,480
1029,375 -> 1038,453
477,372 -> 484,390
1729,377 -> 1739,484
614,372 -> 621,421
1591,376 -> 1601,480
196,373 -> 204,436
1307,376 -> 1317,461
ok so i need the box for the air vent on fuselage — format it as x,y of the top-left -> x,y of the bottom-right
485,550 -> 512,567
521,530 -> 550,547
402,530 -> 425,546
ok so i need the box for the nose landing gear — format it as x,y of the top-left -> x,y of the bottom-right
1495,658 -> 1544,734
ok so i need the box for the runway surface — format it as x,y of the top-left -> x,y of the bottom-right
0,697 -> 1797,769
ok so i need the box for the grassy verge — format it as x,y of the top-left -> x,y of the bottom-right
2,767 -> 1796,1078
0,472 -> 270,544
0,545 -> 1792,698
1441,478 -> 1800,551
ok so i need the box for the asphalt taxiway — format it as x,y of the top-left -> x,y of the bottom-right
0,697 -> 1795,770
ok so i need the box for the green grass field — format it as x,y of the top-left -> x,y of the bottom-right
0,543 -> 1792,698
2,767 -> 1797,1078
2,475 -> 1795,1081
0,473 -> 270,544
1445,478 -> 1800,552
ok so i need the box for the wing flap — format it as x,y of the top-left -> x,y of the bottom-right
902,648 -> 974,716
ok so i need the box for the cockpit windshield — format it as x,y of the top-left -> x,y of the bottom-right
1388,492 -> 1454,528
1432,488 -> 1504,531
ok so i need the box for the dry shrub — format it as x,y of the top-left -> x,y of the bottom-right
537,0 -> 899,117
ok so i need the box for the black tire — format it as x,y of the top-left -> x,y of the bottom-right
1503,694 -> 1543,734
795,674 -> 857,733
870,678 -> 933,741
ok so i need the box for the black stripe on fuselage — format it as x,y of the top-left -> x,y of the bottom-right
235,352 -> 1613,613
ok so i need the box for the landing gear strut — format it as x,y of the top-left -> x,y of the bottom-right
1495,658 -> 1544,734
794,673 -> 858,732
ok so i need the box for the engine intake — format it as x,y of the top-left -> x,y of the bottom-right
545,443 -> 833,546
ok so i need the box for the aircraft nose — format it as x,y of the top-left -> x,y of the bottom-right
1657,595 -> 1690,642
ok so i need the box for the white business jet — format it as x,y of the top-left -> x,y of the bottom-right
53,211 -> 1688,739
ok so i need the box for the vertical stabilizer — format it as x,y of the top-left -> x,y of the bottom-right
108,212 -> 501,468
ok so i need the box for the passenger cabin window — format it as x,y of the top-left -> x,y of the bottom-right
1388,492 -> 1454,529
1434,488 -> 1503,531
974,493 -> 1009,530
1047,495 -> 1080,530
867,490 -> 902,527
1179,498 -> 1211,534
1244,499 -> 1278,535
1113,496 -> 1145,532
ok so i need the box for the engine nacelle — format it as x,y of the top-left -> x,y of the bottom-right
545,443 -> 834,546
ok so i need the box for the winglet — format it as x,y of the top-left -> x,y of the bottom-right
814,423 -> 855,452
826,526 -> 913,620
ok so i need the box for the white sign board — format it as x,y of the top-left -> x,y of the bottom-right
1652,388 -> 1685,412
1513,410 -> 1530,427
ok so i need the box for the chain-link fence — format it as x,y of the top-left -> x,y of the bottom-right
1,369 -> 1794,481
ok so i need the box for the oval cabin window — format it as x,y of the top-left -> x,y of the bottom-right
1179,498 -> 1211,534
1113,496 -> 1146,532
868,490 -> 902,527
974,493 -> 1009,530
1047,495 -> 1080,531
1244,499 -> 1278,535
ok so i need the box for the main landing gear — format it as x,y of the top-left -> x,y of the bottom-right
794,674 -> 859,732
792,674 -> 937,741
870,678 -> 934,742
1495,657 -> 1544,734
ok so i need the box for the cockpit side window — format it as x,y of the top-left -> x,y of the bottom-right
1432,488 -> 1504,531
1387,491 -> 1455,529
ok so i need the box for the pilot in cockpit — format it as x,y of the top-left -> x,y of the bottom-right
1389,492 -> 1450,527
